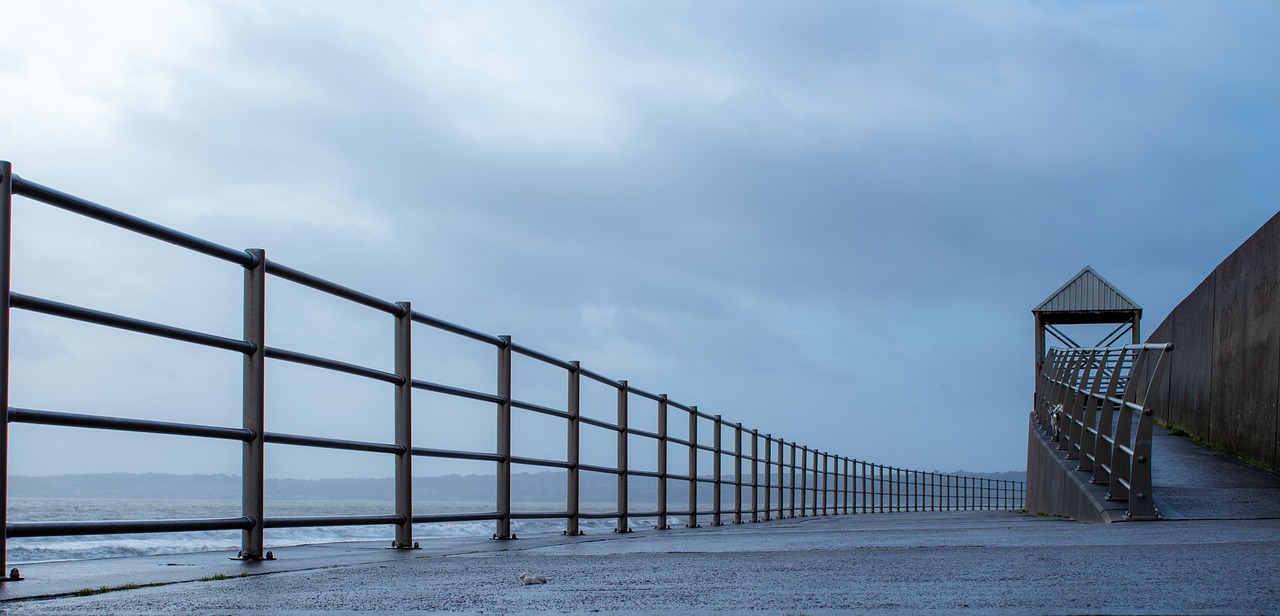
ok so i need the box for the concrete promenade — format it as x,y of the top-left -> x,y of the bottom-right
3,428 -> 1280,614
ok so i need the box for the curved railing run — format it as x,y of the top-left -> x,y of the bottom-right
1033,344 -> 1171,520
0,160 -> 1023,578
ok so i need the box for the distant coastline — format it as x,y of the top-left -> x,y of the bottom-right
9,470 -> 1026,503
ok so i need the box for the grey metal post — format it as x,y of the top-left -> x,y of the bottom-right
858,460 -> 864,514
846,458 -> 853,514
861,461 -> 868,513
393,302 -> 414,548
870,463 -> 880,512
0,161 -> 11,577
898,468 -> 905,512
875,463 -> 885,512
240,248 -> 266,560
750,429 -> 759,522
566,362 -> 582,535
687,406 -> 698,528
615,381 -> 630,533
835,456 -> 843,514
733,423 -> 743,524
789,443 -> 797,517
909,470 -> 916,512
495,336 -> 513,539
822,453 -> 830,515
812,449 -> 820,517
798,446 -> 808,516
833,456 -> 840,514
656,395 -> 668,530
712,415 -> 722,526
762,434 -> 771,520
776,439 -> 785,520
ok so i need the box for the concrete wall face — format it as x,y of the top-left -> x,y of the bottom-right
1148,318 -> 1175,426
1171,273 -> 1215,439
1212,230 -> 1280,465
1147,211 -> 1280,468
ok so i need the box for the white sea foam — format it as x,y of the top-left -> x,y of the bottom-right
4,498 -> 649,563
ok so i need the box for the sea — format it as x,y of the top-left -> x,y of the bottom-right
5,498 -> 648,564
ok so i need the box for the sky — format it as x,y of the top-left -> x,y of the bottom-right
2,0 -> 1279,481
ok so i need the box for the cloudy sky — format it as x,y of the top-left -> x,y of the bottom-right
2,0 -> 1278,481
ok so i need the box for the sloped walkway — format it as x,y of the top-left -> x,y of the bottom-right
1151,425 -> 1280,520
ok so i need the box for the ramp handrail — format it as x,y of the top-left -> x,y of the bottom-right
1033,344 -> 1171,519
0,161 -> 1023,575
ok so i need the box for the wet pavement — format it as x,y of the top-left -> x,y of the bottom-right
2,428 -> 1279,614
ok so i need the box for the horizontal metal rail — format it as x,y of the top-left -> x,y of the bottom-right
509,342 -> 574,371
510,399 -> 570,420
265,260 -> 402,316
7,517 -> 253,538
411,512 -> 503,524
411,379 -> 504,405
265,515 -> 404,529
509,455 -> 573,470
0,162 -> 1026,576
410,310 -> 504,347
509,511 -> 572,520
8,407 -> 254,442
264,432 -> 403,455
410,447 -> 505,463
265,346 -> 402,385
11,176 -> 255,267
10,293 -> 252,354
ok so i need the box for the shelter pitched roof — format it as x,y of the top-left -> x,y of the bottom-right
1033,266 -> 1141,315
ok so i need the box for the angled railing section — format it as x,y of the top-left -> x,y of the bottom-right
0,161 -> 1024,578
1033,344 -> 1171,520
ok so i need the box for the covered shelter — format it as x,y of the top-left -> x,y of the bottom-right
1032,265 -> 1142,377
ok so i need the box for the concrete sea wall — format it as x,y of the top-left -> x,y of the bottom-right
1147,211 -> 1280,469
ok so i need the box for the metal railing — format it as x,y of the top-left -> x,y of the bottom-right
1032,344 -> 1171,519
0,161 -> 1023,576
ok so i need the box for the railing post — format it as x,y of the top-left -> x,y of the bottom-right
712,414 -> 722,526
777,439 -> 786,519
495,336 -> 513,539
566,362 -> 582,535
0,161 -> 12,577
757,432 -> 768,517
869,463 -> 876,513
819,452 -> 828,515
656,395 -> 668,530
750,429 -> 759,522
615,380 -> 630,533
789,442 -> 798,518
858,461 -> 864,514
798,445 -> 808,516
881,464 -> 887,513
393,302 -> 414,548
239,248 -> 267,561
687,406 -> 699,528
846,457 -> 853,514
813,450 -> 821,516
888,466 -> 896,513
733,423 -> 743,524
762,434 -> 771,521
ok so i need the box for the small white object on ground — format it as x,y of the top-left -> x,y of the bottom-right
519,572 -> 549,585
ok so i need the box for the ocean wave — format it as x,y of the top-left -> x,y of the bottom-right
4,499 -> 666,563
